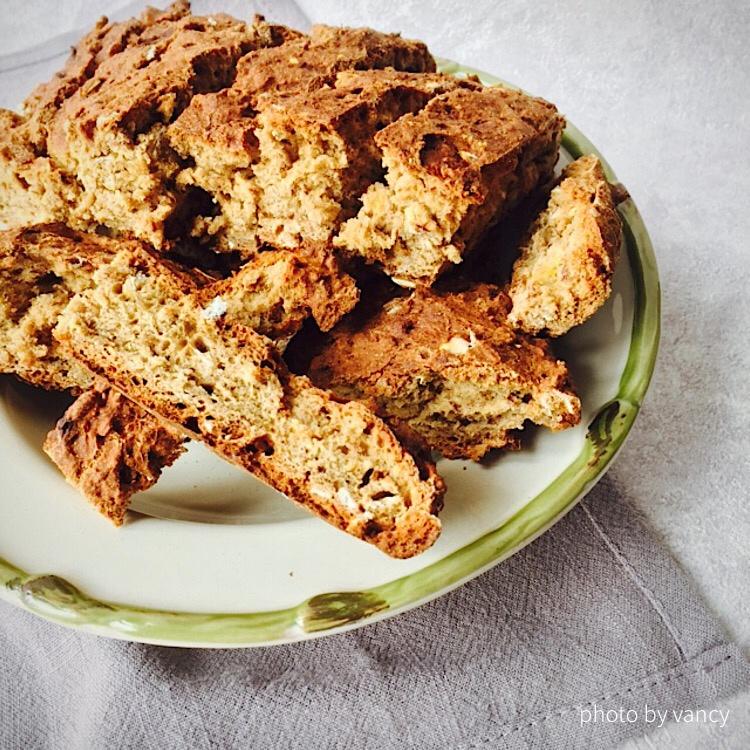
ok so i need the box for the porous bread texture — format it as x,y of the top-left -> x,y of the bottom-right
334,86 -> 565,286
0,111 -> 71,231
0,224 -> 130,391
310,285 -> 581,460
6,3 -> 294,249
254,71 -> 472,250
54,247 -> 444,557
43,380 -> 186,525
15,227 -> 350,527
170,28 -> 438,252
201,249 -> 359,338
508,155 -> 623,336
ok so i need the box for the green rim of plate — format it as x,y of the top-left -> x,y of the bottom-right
0,60 -> 660,647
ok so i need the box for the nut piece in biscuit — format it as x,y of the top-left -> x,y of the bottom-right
54,247 -> 445,557
507,155 -> 623,336
334,86 -> 565,285
310,284 -> 581,460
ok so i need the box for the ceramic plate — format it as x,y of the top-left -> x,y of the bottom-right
0,61 -> 660,647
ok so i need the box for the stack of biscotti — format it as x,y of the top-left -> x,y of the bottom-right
54,245 -> 444,558
0,1 -> 625,557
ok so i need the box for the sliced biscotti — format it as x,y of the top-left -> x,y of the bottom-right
200,249 -> 359,339
309,285 -> 580,460
170,28 -> 438,252
508,155 -> 622,336
44,380 -> 186,526
334,86 -> 565,286
0,224 -> 125,390
0,111 -> 71,231
54,247 -> 444,557
42,6 -> 294,248
254,70 -> 474,250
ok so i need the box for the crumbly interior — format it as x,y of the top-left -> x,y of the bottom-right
0,225 -> 126,391
55,249 -> 443,557
204,250 -> 359,338
43,382 -> 186,525
508,155 -> 622,336
1,6 -> 292,249
334,86 -> 565,285
168,25 -> 436,252
335,153 -> 467,285
310,287 -> 580,460
0,111 -> 70,231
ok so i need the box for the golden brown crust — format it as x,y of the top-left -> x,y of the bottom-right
334,85 -> 565,285
43,380 -> 186,525
0,224 -> 126,390
200,249 -> 359,337
54,246 -> 444,557
508,155 -> 623,336
310,284 -> 580,460
27,7 -> 293,248
169,29 -> 438,254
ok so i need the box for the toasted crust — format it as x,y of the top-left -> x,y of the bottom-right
0,224 -> 126,390
17,5 -> 292,248
170,29 -> 438,253
43,381 -> 186,525
334,86 -> 565,285
508,155 -> 623,336
54,247 -> 444,557
310,284 -> 580,460
201,249 -> 359,338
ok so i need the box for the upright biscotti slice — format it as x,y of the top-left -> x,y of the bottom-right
309,285 -> 580,460
334,86 -> 565,285
55,248 -> 444,557
44,381 -> 186,526
508,155 -> 622,336
170,27 -> 437,252
43,6 -> 294,248
254,70 -> 473,249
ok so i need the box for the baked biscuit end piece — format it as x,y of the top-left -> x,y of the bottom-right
44,382 -> 186,526
335,86 -> 565,286
55,247 -> 444,558
508,155 -> 623,336
44,9 -> 292,248
0,224 -> 126,391
201,249 -> 359,340
310,285 -> 580,460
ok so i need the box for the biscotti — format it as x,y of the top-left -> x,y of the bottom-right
33,232 -> 354,526
43,381 -> 186,525
0,224 -> 126,391
54,247 -> 445,557
0,111 -> 70,232
200,249 -> 359,338
508,155 -> 622,336
309,284 -> 581,460
254,71 -> 474,250
38,4 -> 294,248
170,27 -> 438,252
334,86 -> 565,285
